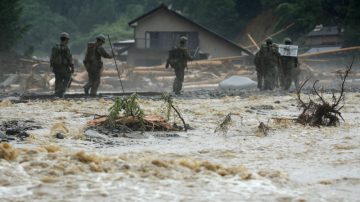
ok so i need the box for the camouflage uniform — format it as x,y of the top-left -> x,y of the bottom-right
254,51 -> 263,89
279,56 -> 299,90
83,34 -> 113,96
278,38 -> 300,90
257,40 -> 279,90
166,38 -> 192,95
50,32 -> 74,97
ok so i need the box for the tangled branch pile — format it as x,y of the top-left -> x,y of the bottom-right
88,94 -> 172,131
88,93 -> 186,132
296,59 -> 353,126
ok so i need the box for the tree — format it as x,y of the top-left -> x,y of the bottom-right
18,0 -> 78,54
0,0 -> 27,52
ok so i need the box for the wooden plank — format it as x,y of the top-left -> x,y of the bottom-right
247,34 -> 259,51
299,46 -> 360,58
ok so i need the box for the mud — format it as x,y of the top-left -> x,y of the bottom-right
0,91 -> 360,201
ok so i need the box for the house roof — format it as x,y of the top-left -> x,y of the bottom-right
305,46 -> 342,54
128,4 -> 253,56
307,26 -> 342,37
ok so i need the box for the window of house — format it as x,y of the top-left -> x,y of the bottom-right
145,31 -> 199,50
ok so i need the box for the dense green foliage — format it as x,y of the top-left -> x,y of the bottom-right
274,0 -> 360,46
3,0 -> 359,54
0,0 -> 27,52
107,93 -> 144,128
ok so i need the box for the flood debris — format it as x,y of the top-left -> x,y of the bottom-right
55,133 -> 65,139
296,59 -> 353,126
161,93 -> 188,131
214,113 -> 233,135
87,93 -> 184,135
49,122 -> 69,139
271,117 -> 297,128
0,120 -> 41,141
257,122 -> 270,136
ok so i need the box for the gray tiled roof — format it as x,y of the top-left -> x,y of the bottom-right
307,26 -> 341,37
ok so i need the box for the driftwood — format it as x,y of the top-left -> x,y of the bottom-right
247,34 -> 260,51
299,46 -> 360,58
296,58 -> 353,126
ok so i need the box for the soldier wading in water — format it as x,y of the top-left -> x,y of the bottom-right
278,37 -> 300,90
50,32 -> 74,97
254,37 -> 280,90
83,34 -> 113,96
166,36 -> 193,95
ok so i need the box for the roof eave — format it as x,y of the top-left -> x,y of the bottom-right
127,4 -> 253,56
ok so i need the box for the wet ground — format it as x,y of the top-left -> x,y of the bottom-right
0,89 -> 360,201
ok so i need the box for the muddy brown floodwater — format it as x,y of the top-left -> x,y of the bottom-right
0,92 -> 360,201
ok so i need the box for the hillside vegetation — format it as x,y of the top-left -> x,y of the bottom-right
1,0 -> 359,55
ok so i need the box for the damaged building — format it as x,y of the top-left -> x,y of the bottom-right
124,4 -> 252,67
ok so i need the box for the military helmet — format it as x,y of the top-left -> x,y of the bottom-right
265,37 -> 273,44
284,37 -> 292,44
180,36 -> 188,42
96,34 -> 106,42
60,32 -> 70,39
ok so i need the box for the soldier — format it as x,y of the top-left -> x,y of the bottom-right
256,37 -> 279,90
254,51 -> 263,90
278,38 -> 299,90
165,36 -> 193,95
50,32 -> 74,97
83,34 -> 113,96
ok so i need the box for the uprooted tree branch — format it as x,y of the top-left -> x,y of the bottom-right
296,58 -> 354,127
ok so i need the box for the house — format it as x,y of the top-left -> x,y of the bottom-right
112,39 -> 135,61
126,4 -> 252,67
304,25 -> 343,53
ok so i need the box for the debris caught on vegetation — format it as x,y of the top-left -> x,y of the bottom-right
161,93 -> 188,131
106,93 -> 145,128
214,113 -> 233,134
296,58 -> 353,126
87,93 -> 184,133
257,122 -> 270,136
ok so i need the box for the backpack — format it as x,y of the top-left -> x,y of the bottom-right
84,42 -> 97,64
167,48 -> 186,67
50,45 -> 63,68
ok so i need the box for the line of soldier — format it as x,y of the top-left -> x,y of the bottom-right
50,32 -> 192,97
50,32 -> 113,98
254,37 -> 300,91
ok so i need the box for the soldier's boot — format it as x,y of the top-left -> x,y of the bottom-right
90,80 -> 100,96
84,87 -> 89,95
90,89 -> 97,97
83,82 -> 91,95
257,73 -> 263,89
173,78 -> 181,95
55,87 -> 65,98
83,86 -> 90,95
264,76 -> 275,90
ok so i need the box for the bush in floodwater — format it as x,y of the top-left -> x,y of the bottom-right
106,93 -> 144,127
